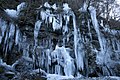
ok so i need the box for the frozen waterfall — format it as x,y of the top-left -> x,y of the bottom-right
0,2 -> 120,80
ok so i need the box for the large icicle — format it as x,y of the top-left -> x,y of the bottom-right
72,12 -> 84,70
44,2 -> 51,8
88,6 -> 106,65
88,6 -> 104,52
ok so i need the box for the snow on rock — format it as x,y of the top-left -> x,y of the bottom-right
31,69 -> 47,76
47,74 -> 74,80
63,3 -> 71,13
5,9 -> 18,18
5,2 -> 26,18
52,4 -> 57,10
0,60 -> 14,71
44,2 -> 51,8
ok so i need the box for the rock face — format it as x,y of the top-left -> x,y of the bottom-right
0,1 -> 120,80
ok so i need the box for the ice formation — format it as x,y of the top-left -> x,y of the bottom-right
0,2 -> 120,80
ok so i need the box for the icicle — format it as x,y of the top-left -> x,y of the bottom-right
9,23 -> 15,38
49,16 -> 53,23
72,12 -> 84,70
88,6 -> 104,52
41,10 -> 46,21
47,74 -> 74,80
46,49 -> 51,73
15,29 -> 20,45
34,20 -> 42,38
8,23 -> 15,51
72,12 -> 78,67
89,6 -> 105,64
72,12 -> 77,58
